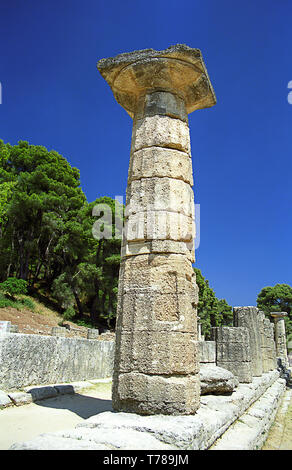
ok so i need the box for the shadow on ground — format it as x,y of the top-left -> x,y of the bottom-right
33,393 -> 113,419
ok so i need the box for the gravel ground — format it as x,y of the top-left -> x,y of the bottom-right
262,386 -> 292,450
0,382 -> 112,450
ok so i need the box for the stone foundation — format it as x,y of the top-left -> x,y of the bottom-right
10,371 -> 285,450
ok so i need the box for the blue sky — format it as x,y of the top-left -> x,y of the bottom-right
0,0 -> 291,307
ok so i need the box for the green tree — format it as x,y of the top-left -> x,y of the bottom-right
0,140 -> 86,283
257,283 -> 292,340
194,268 -> 233,339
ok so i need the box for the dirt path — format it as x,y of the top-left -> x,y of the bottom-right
0,383 -> 112,450
262,387 -> 292,450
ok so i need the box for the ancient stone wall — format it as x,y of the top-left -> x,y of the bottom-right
0,333 -> 114,391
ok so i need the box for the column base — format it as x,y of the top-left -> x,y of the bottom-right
112,371 -> 200,415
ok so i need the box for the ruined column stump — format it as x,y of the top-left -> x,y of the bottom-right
271,312 -> 289,368
233,306 -> 263,377
211,326 -> 252,383
97,45 -> 216,415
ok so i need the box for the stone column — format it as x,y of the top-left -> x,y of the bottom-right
270,312 -> 289,368
197,317 -> 202,341
263,318 -> 277,370
233,306 -> 263,377
258,310 -> 270,373
211,326 -> 252,383
97,45 -> 216,415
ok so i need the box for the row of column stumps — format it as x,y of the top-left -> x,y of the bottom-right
211,307 -> 289,383
97,45 -> 216,415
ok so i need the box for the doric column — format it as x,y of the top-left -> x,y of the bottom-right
211,326 -> 252,383
270,312 -> 289,368
97,45 -> 216,415
233,306 -> 263,377
258,310 -> 270,373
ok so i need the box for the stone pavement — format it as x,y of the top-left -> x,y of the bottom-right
9,371 -> 285,450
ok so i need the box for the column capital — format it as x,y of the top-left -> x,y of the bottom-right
270,312 -> 288,319
97,44 -> 216,118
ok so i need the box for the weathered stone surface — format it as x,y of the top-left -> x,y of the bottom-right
112,371 -> 200,416
87,328 -> 99,339
0,333 -> 114,391
10,435 -> 111,450
258,310 -> 268,372
97,45 -> 216,415
51,326 -> 67,337
116,291 -> 197,332
233,307 -> 263,377
114,331 -> 198,374
124,210 -> 195,242
216,342 -> 251,362
24,385 -> 58,401
0,390 -> 12,407
271,312 -> 289,368
211,326 -> 252,383
0,321 -> 11,334
216,362 -> 252,384
132,115 -> 191,154
135,90 -> 188,123
121,240 -> 195,263
97,44 -> 216,117
263,318 -> 277,371
8,391 -> 33,406
10,371 -> 283,450
126,177 -> 194,217
129,147 -> 193,185
118,253 -> 197,293
199,364 -> 239,395
198,341 -> 216,364
210,378 -> 286,450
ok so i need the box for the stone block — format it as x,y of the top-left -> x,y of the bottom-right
24,386 -> 58,401
124,209 -> 195,242
233,307 -> 263,377
116,290 -> 197,333
112,371 -> 200,415
51,326 -> 67,337
118,253 -> 197,294
8,391 -> 33,406
114,330 -> 199,375
216,361 -> 252,384
216,342 -> 251,363
129,147 -> 193,185
211,326 -> 249,344
87,328 -> 99,339
125,177 -> 194,218
198,341 -> 216,364
121,239 -> 195,263
132,115 -> 191,154
0,321 -> 11,334
199,364 -> 239,395
0,390 -> 13,407
135,90 -> 188,123
211,326 -> 252,383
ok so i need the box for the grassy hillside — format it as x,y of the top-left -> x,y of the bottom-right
0,293 -> 96,338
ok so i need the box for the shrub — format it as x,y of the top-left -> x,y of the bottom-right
63,306 -> 76,321
0,277 -> 28,299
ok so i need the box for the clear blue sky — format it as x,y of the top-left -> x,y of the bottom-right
0,0 -> 291,307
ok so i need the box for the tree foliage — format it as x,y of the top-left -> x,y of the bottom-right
257,283 -> 292,340
0,140 -> 123,328
194,268 -> 233,339
0,277 -> 28,299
